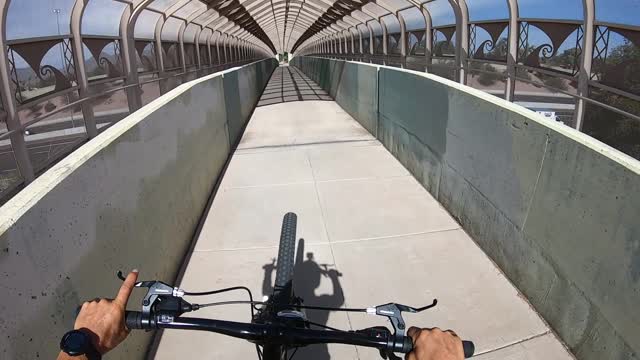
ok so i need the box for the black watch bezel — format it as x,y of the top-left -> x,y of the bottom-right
60,329 -> 102,359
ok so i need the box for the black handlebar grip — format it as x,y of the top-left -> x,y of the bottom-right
125,311 -> 144,330
402,336 -> 413,354
462,341 -> 475,358
402,336 -> 414,353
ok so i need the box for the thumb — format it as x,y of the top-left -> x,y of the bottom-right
115,269 -> 139,307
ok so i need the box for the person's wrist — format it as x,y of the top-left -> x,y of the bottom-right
61,329 -> 102,359
78,328 -> 106,355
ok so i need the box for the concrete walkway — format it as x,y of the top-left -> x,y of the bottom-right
152,67 -> 574,360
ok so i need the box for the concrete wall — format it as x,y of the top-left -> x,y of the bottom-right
292,57 -> 379,136
292,56 -> 640,360
0,58 -> 276,360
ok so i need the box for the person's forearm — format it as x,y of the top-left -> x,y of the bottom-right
57,351 -> 88,360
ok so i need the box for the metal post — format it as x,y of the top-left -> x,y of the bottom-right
206,31 -> 213,66
229,36 -> 235,63
381,19 -> 388,55
505,0 -> 519,101
344,30 -> 349,55
70,0 -> 97,138
367,22 -> 374,56
223,34 -> 229,64
230,35 -> 235,63
215,32 -> 222,64
154,16 -> 165,73
0,0 -> 34,181
119,4 -> 143,111
195,26 -> 202,69
235,37 -> 241,62
421,5 -> 433,72
575,0 -> 595,130
398,12 -> 407,68
448,0 -> 469,84
332,34 -> 337,54
350,28 -> 356,56
177,22 -> 187,73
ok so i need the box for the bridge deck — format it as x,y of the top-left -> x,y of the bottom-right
152,66 -> 573,360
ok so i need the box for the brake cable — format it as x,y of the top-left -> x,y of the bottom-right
197,300 -> 265,308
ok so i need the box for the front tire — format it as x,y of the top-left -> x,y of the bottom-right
275,212 -> 297,291
263,213 -> 298,360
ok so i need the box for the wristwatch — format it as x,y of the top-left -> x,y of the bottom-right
60,329 -> 102,359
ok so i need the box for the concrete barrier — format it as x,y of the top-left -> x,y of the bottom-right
0,58 -> 276,360
224,61 -> 268,146
292,56 -> 640,360
291,57 -> 379,136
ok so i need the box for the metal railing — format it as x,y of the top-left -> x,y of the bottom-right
295,0 -> 640,164
0,0 -> 274,204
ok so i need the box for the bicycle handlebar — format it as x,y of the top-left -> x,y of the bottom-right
125,311 -> 474,358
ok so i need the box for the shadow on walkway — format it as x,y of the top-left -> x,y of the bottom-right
257,66 -> 333,107
262,238 -> 345,360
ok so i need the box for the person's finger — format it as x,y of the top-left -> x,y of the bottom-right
115,269 -> 139,306
405,350 -> 418,360
407,326 -> 421,342
445,329 -> 459,338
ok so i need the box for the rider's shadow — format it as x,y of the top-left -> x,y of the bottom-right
262,238 -> 345,360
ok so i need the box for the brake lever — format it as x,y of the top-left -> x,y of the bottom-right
116,270 -> 189,325
368,299 -> 438,356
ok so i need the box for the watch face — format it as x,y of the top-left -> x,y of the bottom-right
62,330 -> 90,355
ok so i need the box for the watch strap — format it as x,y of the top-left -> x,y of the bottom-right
60,329 -> 102,359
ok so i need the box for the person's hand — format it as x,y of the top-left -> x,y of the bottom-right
406,327 -> 464,360
74,270 -> 139,354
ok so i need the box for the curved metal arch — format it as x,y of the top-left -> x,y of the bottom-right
292,0 -> 377,52
71,0 -> 98,138
254,6 -> 320,27
251,0 -> 325,19
0,0 -> 34,180
177,6 -> 210,71
204,0 -> 276,53
575,0 -> 595,129
447,0 -> 469,84
256,11 -> 317,28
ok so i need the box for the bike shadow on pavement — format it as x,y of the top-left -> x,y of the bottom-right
261,238 -> 345,360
